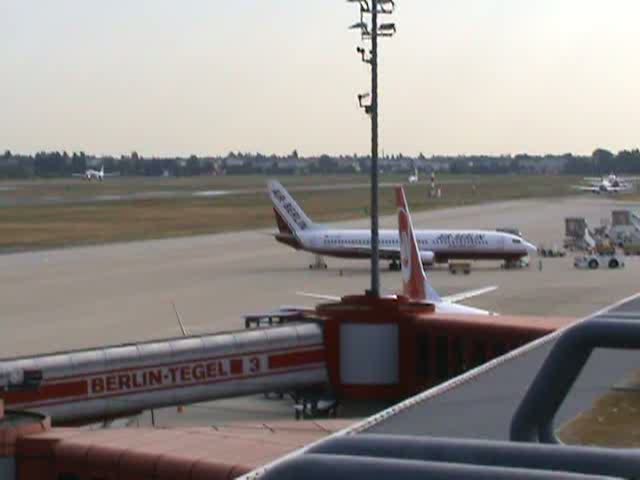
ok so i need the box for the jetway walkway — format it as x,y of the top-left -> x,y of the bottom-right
255,294 -> 640,480
0,322 -> 327,425
359,293 -> 640,439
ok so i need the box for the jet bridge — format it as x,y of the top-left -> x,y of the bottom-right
1,295 -> 573,427
0,322 -> 327,425
256,296 -> 640,480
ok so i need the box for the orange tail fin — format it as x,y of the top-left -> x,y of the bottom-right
396,186 -> 428,301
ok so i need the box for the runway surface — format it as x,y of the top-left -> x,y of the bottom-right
0,181 -> 402,207
1,195 -> 638,425
0,175 -> 494,207
0,194 -> 635,354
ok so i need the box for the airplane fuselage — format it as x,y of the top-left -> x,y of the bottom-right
84,170 -> 103,181
578,174 -> 635,194
277,228 -> 535,263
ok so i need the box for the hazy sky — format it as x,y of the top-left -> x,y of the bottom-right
2,1 -> 639,157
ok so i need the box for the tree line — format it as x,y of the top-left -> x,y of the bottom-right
1,148 -> 639,179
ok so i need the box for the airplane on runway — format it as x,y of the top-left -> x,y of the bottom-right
72,166 -> 118,181
408,167 -> 419,184
572,173 -> 639,194
268,179 -> 537,270
299,186 -> 497,315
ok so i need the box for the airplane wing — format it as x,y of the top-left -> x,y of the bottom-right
571,186 -> 598,192
72,173 -> 84,177
296,292 -> 341,302
441,286 -> 498,304
103,172 -> 120,177
296,287 -> 498,305
261,232 -> 284,238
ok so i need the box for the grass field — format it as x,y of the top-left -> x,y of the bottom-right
0,174 -> 580,252
559,377 -> 640,448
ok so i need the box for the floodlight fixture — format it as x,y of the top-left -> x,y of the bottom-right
349,21 -> 370,35
357,93 -> 372,115
346,0 -> 371,12
356,46 -> 371,63
377,0 -> 395,13
357,92 -> 371,107
378,23 -> 396,35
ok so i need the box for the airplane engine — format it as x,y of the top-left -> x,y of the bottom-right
419,251 -> 435,265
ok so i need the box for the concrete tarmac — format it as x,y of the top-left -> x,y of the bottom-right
1,195 -> 638,426
0,195 -> 637,357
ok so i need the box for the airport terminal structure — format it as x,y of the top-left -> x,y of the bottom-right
2,186 -> 640,479
3,1 -> 640,478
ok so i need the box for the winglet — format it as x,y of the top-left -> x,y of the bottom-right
396,186 -> 429,301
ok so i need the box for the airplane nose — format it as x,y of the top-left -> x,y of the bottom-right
524,240 -> 538,255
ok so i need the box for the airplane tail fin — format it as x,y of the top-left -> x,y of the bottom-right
396,186 -> 440,302
267,180 -> 317,235
273,208 -> 294,235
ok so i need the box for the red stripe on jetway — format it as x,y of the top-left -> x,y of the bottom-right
8,364 -> 326,410
230,359 -> 243,375
45,344 -> 325,382
268,349 -> 325,369
1,347 -> 327,411
2,380 -> 87,406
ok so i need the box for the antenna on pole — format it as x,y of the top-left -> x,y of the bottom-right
348,0 -> 397,298
172,301 -> 188,337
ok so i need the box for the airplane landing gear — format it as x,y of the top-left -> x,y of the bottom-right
309,255 -> 328,270
292,390 -> 339,420
389,260 -> 401,271
502,258 -> 529,270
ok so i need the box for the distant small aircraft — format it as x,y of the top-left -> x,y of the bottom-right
572,173 -> 638,194
72,166 -> 118,181
408,167 -> 419,184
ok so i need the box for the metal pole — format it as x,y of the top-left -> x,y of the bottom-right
370,0 -> 380,297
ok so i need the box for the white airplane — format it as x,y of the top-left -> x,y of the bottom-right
299,186 -> 496,315
72,166 -> 117,181
572,174 -> 638,194
268,180 -> 537,270
408,167 -> 419,184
